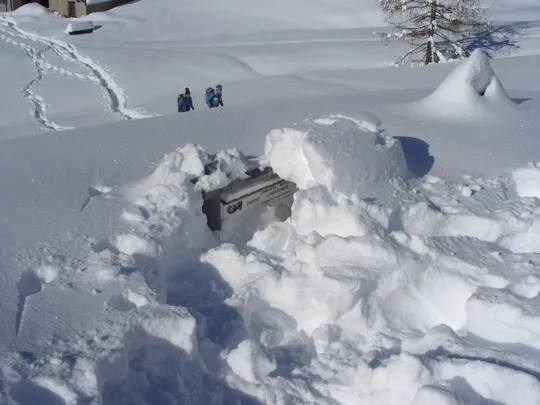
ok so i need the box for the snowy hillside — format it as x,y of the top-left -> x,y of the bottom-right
1,0 -> 540,404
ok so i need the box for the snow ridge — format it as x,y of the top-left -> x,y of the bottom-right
0,16 -> 155,124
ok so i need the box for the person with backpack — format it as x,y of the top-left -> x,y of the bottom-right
177,88 -> 195,113
205,84 -> 224,108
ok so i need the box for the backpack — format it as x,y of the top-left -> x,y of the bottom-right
205,87 -> 215,107
177,94 -> 184,110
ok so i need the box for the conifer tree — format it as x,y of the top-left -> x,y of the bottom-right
378,0 -> 490,65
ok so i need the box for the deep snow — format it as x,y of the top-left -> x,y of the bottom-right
1,1 -> 540,405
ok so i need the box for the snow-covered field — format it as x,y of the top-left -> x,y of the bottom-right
1,0 -> 540,404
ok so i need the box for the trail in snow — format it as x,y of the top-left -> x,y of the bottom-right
21,44 -> 58,130
20,44 -> 74,131
0,16 -> 155,126
0,31 -> 74,130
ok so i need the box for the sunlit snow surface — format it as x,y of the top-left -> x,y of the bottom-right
1,1 -> 540,405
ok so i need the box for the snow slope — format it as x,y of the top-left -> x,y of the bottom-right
1,0 -> 538,137
1,0 -> 540,404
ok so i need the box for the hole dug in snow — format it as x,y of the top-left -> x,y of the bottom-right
10,380 -> 65,405
10,377 -> 77,405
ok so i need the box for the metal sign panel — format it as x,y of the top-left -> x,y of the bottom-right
199,166 -> 298,231
221,177 -> 297,221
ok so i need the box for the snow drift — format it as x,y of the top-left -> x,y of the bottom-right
10,3 -> 51,17
412,48 -> 519,120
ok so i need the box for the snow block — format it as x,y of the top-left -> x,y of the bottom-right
65,20 -> 95,35
512,166 -> 540,199
261,114 -> 407,200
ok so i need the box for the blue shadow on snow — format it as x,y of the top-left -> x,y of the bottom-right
396,136 -> 434,178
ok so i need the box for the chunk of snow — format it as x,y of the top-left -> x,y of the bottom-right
126,289 -> 150,307
115,233 -> 159,256
460,185 -> 473,197
135,306 -> 198,355
260,115 -> 407,199
500,219 -> 540,253
412,48 -> 517,119
70,358 -> 99,398
226,339 -> 276,383
127,143 -> 248,199
290,186 -> 371,237
195,147 -> 250,192
35,265 -> 58,284
512,167 -> 540,198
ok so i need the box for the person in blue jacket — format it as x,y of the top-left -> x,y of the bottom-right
205,85 -> 224,108
177,88 -> 195,113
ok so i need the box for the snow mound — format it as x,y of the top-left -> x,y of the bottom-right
413,49 -> 518,119
10,3 -> 51,17
129,143 -> 250,199
260,115 -> 407,199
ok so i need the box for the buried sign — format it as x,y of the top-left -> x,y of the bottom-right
199,167 -> 298,231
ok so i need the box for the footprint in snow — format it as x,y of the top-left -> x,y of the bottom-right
80,185 -> 120,212
15,266 -> 58,336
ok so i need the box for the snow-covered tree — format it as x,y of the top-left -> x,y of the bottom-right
378,0 -> 490,65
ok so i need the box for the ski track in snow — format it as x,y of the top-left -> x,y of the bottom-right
0,16 -> 155,127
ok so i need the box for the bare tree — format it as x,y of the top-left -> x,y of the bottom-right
378,0 -> 490,65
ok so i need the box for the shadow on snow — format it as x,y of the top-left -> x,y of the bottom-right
165,259 -> 263,404
397,136 -> 435,178
459,21 -> 533,57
